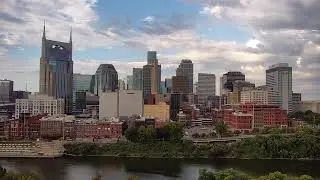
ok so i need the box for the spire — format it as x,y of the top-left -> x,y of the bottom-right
69,27 -> 72,43
42,19 -> 46,39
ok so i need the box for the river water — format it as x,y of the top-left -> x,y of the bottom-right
0,157 -> 319,180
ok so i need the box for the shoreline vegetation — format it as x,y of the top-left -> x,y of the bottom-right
1,166 -> 315,180
64,122 -> 320,160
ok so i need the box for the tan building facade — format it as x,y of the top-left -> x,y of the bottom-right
144,102 -> 170,121
241,88 -> 268,105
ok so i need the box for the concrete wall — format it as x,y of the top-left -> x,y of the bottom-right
99,90 -> 143,120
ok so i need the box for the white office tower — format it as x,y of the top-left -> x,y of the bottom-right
198,73 -> 216,105
99,90 -> 143,120
266,63 -> 292,113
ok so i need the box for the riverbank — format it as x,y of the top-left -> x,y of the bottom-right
64,132 -> 320,160
62,153 -> 320,161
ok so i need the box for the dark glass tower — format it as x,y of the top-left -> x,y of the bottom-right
94,64 -> 118,95
39,22 -> 73,114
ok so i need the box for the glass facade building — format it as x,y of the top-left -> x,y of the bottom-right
39,23 -> 73,114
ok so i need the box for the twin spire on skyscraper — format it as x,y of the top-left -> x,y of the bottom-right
42,20 -> 72,43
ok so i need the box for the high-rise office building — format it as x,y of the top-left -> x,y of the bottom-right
160,81 -> 166,94
94,64 -> 118,95
39,23 -> 73,114
143,64 -> 152,102
73,74 -> 92,114
266,63 -> 292,112
198,73 -> 216,104
292,92 -> 302,113
132,68 -> 143,90
147,51 -> 157,64
143,51 -> 161,102
292,93 -> 301,102
233,80 -> 255,93
127,75 -> 133,90
220,72 -> 245,95
89,75 -> 95,94
165,78 -> 172,93
172,76 -> 188,93
0,79 -> 14,104
170,93 -> 182,120
73,74 -> 92,92
176,59 -> 193,93
12,91 -> 30,101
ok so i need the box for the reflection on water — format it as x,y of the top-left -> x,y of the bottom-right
0,157 -> 319,180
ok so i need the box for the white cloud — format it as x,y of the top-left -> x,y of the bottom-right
246,39 -> 262,49
143,16 -> 155,23
0,0 -> 120,51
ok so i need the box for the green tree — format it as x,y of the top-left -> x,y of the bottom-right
258,172 -> 288,180
163,122 -> 184,142
137,126 -> 156,142
125,127 -> 139,142
296,175 -> 314,180
128,176 -> 140,180
215,121 -> 228,138
198,169 -> 216,180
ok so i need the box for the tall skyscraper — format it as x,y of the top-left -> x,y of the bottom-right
0,79 -> 14,104
73,74 -> 92,92
73,74 -> 92,113
266,63 -> 292,112
39,23 -> 73,114
147,51 -> 157,64
94,64 -> 118,95
198,73 -> 216,104
89,75 -> 95,94
176,59 -> 193,93
132,68 -> 143,90
172,76 -> 188,93
143,51 -> 161,102
165,78 -> 172,93
127,75 -> 133,90
143,64 -> 152,102
220,72 -> 245,95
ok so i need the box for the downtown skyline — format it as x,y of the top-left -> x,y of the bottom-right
0,0 -> 319,100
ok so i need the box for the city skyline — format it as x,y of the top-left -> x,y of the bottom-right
0,0 -> 319,100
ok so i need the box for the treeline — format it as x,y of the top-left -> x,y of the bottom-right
198,169 -> 314,180
0,166 -> 39,180
288,110 -> 320,125
205,127 -> 320,159
64,126 -> 320,160
124,122 -> 184,142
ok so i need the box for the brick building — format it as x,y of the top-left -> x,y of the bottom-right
40,115 -> 123,139
2,114 -> 44,140
240,104 -> 287,129
222,104 -> 287,131
229,112 -> 253,132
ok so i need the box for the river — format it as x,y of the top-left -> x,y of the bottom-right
1,157 -> 319,180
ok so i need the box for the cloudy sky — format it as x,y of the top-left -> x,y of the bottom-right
0,0 -> 319,100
